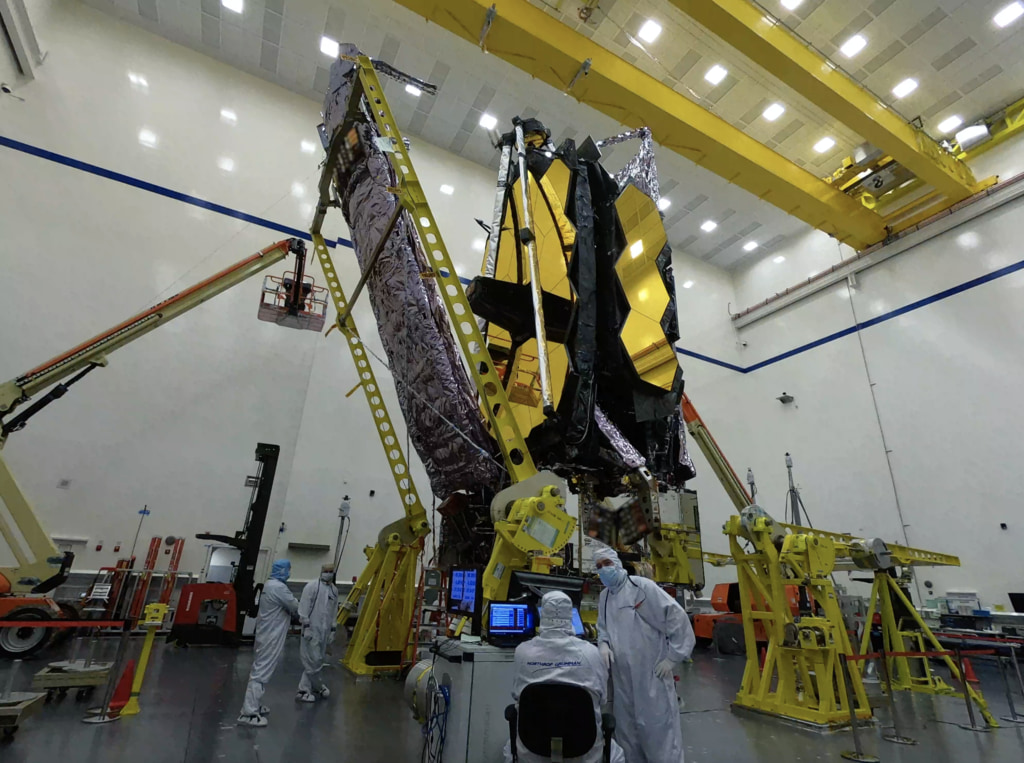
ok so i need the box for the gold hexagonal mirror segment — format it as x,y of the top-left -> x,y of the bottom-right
614,184 -> 679,391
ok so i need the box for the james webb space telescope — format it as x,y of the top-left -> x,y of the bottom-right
467,118 -> 693,550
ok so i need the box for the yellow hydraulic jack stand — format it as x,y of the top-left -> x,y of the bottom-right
120,603 -> 168,717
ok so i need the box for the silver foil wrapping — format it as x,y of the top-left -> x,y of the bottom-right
323,49 -> 501,496
598,127 -> 661,203
594,406 -> 646,469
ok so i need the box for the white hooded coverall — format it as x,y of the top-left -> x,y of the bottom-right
596,548 -> 695,763
504,591 -> 625,763
297,576 -> 338,694
240,562 -> 299,717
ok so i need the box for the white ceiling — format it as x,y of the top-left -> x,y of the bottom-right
83,0 -> 1024,269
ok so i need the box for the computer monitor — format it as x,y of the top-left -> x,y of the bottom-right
489,602 -> 533,635
571,607 -> 584,637
447,567 -> 482,617
507,571 -> 585,608
1009,593 -> 1024,614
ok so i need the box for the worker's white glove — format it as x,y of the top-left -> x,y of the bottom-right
599,643 -> 614,670
654,659 -> 676,680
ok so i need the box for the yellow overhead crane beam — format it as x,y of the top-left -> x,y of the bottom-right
392,0 -> 886,250
667,0 -> 991,203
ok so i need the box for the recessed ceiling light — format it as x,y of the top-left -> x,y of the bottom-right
762,103 -> 785,121
937,116 -> 963,134
137,128 -> 157,148
813,137 -> 836,153
630,240 -> 644,258
300,140 -> 317,154
217,157 -> 235,172
892,78 -> 918,99
405,84 -> 422,97
839,34 -> 867,58
657,197 -> 671,211
704,64 -> 728,85
994,2 -> 1024,27
320,36 -> 340,58
220,108 -> 237,124
291,182 -> 305,198
773,255 -> 786,264
956,124 -> 991,150
743,241 -> 758,252
781,0 -> 804,9
638,19 -> 662,43
440,184 -> 454,195
700,220 -> 717,233
682,280 -> 695,289
479,113 -> 498,130
221,0 -> 243,13
472,238 -> 486,252
128,72 -> 148,88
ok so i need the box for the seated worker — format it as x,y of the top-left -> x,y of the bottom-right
504,590 -> 625,763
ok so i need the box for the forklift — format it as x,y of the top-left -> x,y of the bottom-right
168,443 -> 280,646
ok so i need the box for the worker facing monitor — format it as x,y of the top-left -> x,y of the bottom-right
595,547 -> 695,763
503,591 -> 625,763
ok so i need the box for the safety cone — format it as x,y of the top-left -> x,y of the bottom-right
962,658 -> 980,685
108,659 -> 136,714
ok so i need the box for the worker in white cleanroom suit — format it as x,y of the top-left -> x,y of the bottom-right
595,547 -> 695,763
296,563 -> 339,702
504,590 -> 625,763
238,559 -> 299,727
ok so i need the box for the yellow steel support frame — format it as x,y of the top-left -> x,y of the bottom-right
344,55 -> 537,482
726,516 -> 871,727
668,0 -> 988,203
313,231 -> 429,676
856,573 -> 996,727
393,0 -> 885,250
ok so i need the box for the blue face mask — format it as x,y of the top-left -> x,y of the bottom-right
598,566 -> 625,589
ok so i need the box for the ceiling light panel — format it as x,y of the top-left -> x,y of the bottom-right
840,35 -> 867,58
320,36 -> 339,58
479,113 -> 498,130
405,84 -> 422,96
937,116 -> 962,134
892,78 -> 918,99
704,65 -> 728,85
813,137 -> 835,153
700,220 -> 717,232
781,0 -> 804,10
638,19 -> 662,43
222,0 -> 243,13
994,2 -> 1023,27
743,241 -> 758,252
657,198 -> 671,211
762,103 -> 785,121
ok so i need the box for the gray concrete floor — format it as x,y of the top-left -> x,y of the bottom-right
2,639 -> 1024,762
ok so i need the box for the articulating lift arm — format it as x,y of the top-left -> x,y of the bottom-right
0,239 -> 306,597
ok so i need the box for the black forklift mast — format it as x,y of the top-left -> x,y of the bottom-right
196,442 -> 280,628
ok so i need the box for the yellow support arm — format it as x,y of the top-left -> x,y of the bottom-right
668,0 -> 987,202
393,0 -> 886,250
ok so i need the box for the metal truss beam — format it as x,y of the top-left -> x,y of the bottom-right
392,0 -> 886,250
668,0 -> 986,203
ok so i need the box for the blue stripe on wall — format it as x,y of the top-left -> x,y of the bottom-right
4,133 -> 1020,377
0,134 -> 353,249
